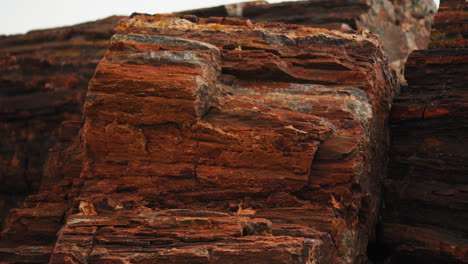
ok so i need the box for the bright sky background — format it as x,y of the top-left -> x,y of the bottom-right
0,0 -> 440,35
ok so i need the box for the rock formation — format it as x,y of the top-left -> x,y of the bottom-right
0,0 -> 436,228
181,0 -> 437,80
1,13 -> 399,263
0,1 -> 462,264
0,0 -> 437,233
382,0 -> 468,263
72,14 -> 398,263
0,16 -> 123,227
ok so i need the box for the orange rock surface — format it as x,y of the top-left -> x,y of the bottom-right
24,14 -> 397,264
1,1 -> 461,264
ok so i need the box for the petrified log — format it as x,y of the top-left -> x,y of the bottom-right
0,0 -> 436,233
0,1 -> 444,263
383,0 -> 468,262
28,14 -> 398,264
181,0 -> 437,81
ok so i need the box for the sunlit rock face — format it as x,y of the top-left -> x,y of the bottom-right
181,0 -> 438,82
383,0 -> 468,263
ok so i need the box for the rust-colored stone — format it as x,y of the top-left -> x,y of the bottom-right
383,0 -> 468,263
0,16 -> 123,227
0,1 -> 450,264
35,14 -> 398,264
181,0 -> 437,81
51,210 -> 334,263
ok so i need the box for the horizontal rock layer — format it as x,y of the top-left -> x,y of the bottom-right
382,0 -> 468,263
40,14 -> 397,264
0,0 -> 435,237
0,16 -> 123,226
180,0 -> 437,81
0,0 -> 436,233
429,0 -> 467,49
0,1 -> 447,263
0,120 -> 84,262
51,209 -> 334,263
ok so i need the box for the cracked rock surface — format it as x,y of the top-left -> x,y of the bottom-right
1,14 -> 397,264
383,0 -> 468,263
181,0 -> 437,81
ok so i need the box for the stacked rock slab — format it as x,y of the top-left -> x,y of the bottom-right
41,14 -> 397,264
0,2 -> 443,263
0,16 -> 123,226
0,0 -> 436,235
181,0 -> 437,81
383,0 -> 468,263
0,120 -> 84,262
0,2 -> 435,242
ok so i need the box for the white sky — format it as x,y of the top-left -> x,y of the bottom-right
0,0 -> 440,35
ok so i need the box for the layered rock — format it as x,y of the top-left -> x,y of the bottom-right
0,120 -> 84,262
23,14 -> 398,264
382,0 -> 468,263
0,0 -> 436,233
0,1 -> 449,263
51,210 -> 334,263
0,16 -> 122,226
181,0 -> 437,80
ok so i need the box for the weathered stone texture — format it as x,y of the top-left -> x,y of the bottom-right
181,0 -> 437,81
0,120 -> 84,262
32,14 -> 398,264
429,0 -> 468,49
0,1 -> 447,263
51,210 -> 334,263
383,0 -> 468,263
0,16 -> 122,226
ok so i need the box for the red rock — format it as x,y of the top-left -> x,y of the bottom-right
39,14 -> 397,264
0,119 -> 85,262
0,16 -> 123,227
0,2 -> 436,238
50,210 -> 335,263
181,0 -> 437,81
1,203 -> 68,243
382,0 -> 468,262
0,1 -> 445,264
429,0 -> 468,48
0,245 -> 53,264
382,224 -> 468,263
